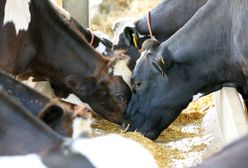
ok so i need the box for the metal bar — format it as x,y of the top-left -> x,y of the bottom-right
63,0 -> 89,27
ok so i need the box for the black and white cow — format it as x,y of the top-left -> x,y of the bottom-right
0,89 -> 157,167
0,0 -> 131,124
113,0 -> 208,70
124,0 -> 248,140
71,18 -> 113,56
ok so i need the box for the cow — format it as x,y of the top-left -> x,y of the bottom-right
0,89 -> 157,168
113,0 -> 208,70
0,71 -> 94,137
0,0 -> 131,124
0,88 -> 63,155
193,133 -> 248,168
69,18 -> 113,56
124,0 -> 248,140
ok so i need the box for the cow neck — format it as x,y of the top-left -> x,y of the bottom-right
0,90 -> 63,155
135,0 -> 208,41
70,18 -> 95,46
160,0 -> 248,96
23,0 -> 109,81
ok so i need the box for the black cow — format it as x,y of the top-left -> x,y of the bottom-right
113,0 -> 208,70
124,0 -> 248,140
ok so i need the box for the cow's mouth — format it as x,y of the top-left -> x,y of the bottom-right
121,120 -> 159,140
143,131 -> 159,140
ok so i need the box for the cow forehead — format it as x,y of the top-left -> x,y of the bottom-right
3,0 -> 31,35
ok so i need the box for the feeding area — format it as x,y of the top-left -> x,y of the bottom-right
89,0 -> 247,167
1,0 -> 248,168
92,94 -> 215,167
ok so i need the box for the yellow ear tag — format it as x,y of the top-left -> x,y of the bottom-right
160,57 -> 165,65
132,33 -> 138,48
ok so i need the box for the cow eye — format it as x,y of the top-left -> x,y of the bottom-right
132,80 -> 142,90
116,95 -> 126,102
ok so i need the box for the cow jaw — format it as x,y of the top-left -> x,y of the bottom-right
3,0 -> 31,35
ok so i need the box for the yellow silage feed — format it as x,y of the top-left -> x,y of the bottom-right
92,95 -> 214,168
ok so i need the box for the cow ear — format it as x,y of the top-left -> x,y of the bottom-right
65,75 -> 97,95
123,27 -> 139,48
38,105 -> 64,124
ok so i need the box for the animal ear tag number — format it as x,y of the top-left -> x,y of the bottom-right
132,33 -> 138,48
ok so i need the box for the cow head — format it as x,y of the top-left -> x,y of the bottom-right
112,19 -> 150,70
65,67 -> 131,125
124,39 -> 203,140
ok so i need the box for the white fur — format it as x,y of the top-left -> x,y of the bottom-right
62,94 -> 84,106
3,0 -> 31,34
72,117 -> 93,139
49,0 -> 70,20
95,42 -> 107,54
70,134 -> 158,168
193,92 -> 204,101
0,154 -> 47,168
113,58 -> 132,88
34,81 -> 56,99
94,31 -> 112,42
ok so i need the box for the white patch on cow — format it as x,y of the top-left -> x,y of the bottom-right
95,42 -> 107,54
62,94 -> 84,106
113,58 -> 132,88
49,0 -> 71,20
70,134 -> 158,168
3,0 -> 31,35
193,92 -> 204,101
34,81 -> 57,99
0,154 -> 47,168
72,117 -> 93,139
94,31 -> 113,42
